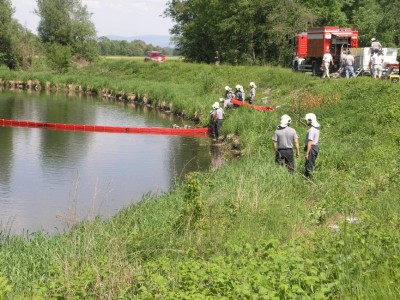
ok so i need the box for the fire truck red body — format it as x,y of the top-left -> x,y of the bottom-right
292,26 -> 359,75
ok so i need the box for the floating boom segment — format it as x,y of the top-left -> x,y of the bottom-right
0,119 -> 210,137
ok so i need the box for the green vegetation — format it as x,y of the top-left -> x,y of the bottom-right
166,0 -> 400,64
0,59 -> 399,298
35,0 -> 98,68
97,37 -> 175,57
2,0 -> 400,72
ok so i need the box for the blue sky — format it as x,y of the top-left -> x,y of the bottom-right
11,0 -> 174,37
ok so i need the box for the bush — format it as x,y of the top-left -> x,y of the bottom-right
45,43 -> 72,73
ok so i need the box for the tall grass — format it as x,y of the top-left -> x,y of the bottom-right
0,60 -> 399,298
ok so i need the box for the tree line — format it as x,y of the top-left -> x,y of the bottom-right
0,0 -> 173,72
1,0 -> 400,71
164,0 -> 400,65
97,37 -> 174,57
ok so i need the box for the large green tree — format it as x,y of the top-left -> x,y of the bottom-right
0,0 -> 24,69
165,0 -> 400,65
0,0 -> 38,70
166,0 -> 222,63
35,0 -> 98,63
165,0 -> 315,65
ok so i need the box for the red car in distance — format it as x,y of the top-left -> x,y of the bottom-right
145,51 -> 166,62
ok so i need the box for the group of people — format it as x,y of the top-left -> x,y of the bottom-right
339,48 -> 356,78
322,48 -> 357,79
324,37 -> 386,79
209,98 -> 321,178
272,113 -> 320,179
209,82 -> 257,141
221,82 -> 257,108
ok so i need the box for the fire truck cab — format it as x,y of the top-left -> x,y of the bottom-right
292,26 -> 359,75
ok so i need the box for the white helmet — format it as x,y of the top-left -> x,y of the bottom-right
239,85 -> 244,92
235,84 -> 241,90
304,113 -> 320,127
280,114 -> 292,127
249,82 -> 257,88
371,37 -> 376,42
212,102 -> 220,109
224,86 -> 230,91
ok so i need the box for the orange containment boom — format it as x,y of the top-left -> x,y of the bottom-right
0,119 -> 209,137
230,99 -> 274,111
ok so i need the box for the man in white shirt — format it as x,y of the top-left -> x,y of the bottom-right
345,50 -> 356,78
322,50 -> 334,78
370,49 -> 384,79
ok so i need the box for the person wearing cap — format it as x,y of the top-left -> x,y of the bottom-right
211,101 -> 224,141
370,38 -> 382,52
321,49 -> 334,79
249,82 -> 257,104
272,114 -> 300,174
304,113 -> 320,179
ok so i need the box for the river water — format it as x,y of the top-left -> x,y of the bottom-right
0,90 -> 216,235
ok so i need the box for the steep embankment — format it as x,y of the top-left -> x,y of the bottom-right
0,60 -> 399,298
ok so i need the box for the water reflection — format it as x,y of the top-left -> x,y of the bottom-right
210,145 -> 225,169
0,91 -> 212,234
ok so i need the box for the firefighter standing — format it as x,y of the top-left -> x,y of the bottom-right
235,85 -> 243,103
211,102 -> 224,141
249,82 -> 257,104
304,113 -> 320,179
272,114 -> 300,174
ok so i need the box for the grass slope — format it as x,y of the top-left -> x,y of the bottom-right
0,60 -> 399,299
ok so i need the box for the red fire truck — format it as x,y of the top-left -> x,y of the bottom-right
292,26 -> 359,75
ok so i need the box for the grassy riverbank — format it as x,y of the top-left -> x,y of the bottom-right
0,60 -> 399,298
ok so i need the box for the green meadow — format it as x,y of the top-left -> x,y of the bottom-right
0,59 -> 399,299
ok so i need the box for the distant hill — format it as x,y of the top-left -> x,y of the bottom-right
104,35 -> 173,48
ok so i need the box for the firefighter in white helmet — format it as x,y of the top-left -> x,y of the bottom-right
249,82 -> 257,104
272,114 -> 300,174
240,85 -> 245,105
211,101 -> 224,141
234,84 -> 243,105
222,86 -> 234,108
304,113 -> 320,178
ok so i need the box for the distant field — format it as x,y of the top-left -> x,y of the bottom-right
103,56 -> 183,61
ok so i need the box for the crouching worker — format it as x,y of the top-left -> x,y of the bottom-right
222,86 -> 234,109
211,102 -> 224,142
272,114 -> 300,174
304,113 -> 320,179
